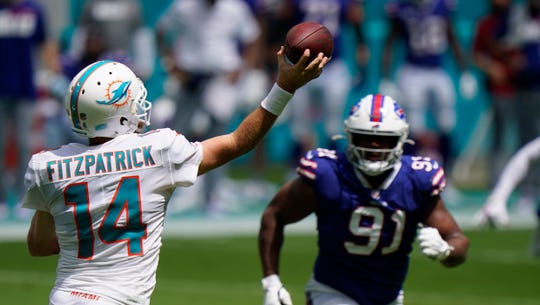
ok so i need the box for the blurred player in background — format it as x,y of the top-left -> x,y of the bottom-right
156,0 -> 266,215
0,0 -> 60,219
45,0 -> 157,160
503,0 -> 540,212
472,0 -> 519,187
247,0 -> 295,81
242,0 -> 294,178
259,94 -> 469,305
283,0 -> 369,163
381,0 -> 476,170
474,136 -> 540,257
66,0 -> 155,80
22,49 -> 327,304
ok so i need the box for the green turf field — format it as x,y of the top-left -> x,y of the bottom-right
1,229 -> 538,305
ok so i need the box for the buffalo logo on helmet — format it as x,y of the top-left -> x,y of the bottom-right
348,103 -> 360,115
393,103 -> 405,119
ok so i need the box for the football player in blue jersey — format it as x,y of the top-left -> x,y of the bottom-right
380,0 -> 476,170
258,94 -> 469,305
0,0 -> 60,218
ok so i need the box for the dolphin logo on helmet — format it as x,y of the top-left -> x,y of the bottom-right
65,61 -> 152,138
96,80 -> 132,106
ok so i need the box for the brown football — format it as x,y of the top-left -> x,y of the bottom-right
284,22 -> 334,64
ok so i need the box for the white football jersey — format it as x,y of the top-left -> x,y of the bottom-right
491,136 -> 540,202
22,128 -> 203,304
157,0 -> 260,73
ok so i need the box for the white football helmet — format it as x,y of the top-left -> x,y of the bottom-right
344,94 -> 410,176
65,60 -> 152,138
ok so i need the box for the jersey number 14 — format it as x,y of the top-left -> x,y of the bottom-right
64,176 -> 148,260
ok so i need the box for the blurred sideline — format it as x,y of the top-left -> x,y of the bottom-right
0,175 -> 535,241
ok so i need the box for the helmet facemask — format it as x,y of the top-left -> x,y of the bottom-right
345,129 -> 407,176
130,81 -> 152,132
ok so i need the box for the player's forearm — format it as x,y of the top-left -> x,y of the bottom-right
224,82 -> 294,156
230,81 -> 293,156
232,106 -> 278,155
492,138 -> 540,200
27,211 -> 60,256
198,109 -> 274,175
259,210 -> 285,276
199,84 -> 291,174
441,233 -> 469,268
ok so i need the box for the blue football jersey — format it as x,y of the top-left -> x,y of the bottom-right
385,0 -> 455,67
297,148 -> 445,305
0,1 -> 47,100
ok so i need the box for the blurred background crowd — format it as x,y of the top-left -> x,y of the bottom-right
1,0 -> 539,222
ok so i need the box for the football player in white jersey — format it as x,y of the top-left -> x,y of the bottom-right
22,47 -> 328,305
474,136 -> 540,257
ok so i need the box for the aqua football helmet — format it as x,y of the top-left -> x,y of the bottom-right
65,60 -> 152,138
344,94 -> 410,176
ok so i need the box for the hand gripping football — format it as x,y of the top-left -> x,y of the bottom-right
284,22 -> 334,64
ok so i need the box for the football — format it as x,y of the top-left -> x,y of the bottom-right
284,22 -> 334,64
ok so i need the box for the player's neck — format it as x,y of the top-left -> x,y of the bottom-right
364,170 -> 392,190
89,137 -> 113,146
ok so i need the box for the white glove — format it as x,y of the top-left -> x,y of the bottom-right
417,227 -> 453,261
378,78 -> 401,99
262,274 -> 293,305
459,71 -> 478,100
473,195 -> 510,228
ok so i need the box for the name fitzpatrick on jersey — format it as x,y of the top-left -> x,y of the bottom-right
46,145 -> 156,182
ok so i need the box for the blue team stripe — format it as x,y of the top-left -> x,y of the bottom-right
70,60 -> 113,130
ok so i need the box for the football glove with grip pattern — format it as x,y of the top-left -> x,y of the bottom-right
262,275 -> 293,305
417,227 -> 454,261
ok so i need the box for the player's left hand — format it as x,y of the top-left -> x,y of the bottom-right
417,227 -> 453,261
262,274 -> 293,305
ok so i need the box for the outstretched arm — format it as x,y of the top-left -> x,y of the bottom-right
27,211 -> 59,256
198,48 -> 328,175
474,137 -> 540,227
490,137 -> 540,202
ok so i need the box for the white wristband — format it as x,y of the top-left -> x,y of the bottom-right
261,274 -> 282,289
260,83 -> 293,116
